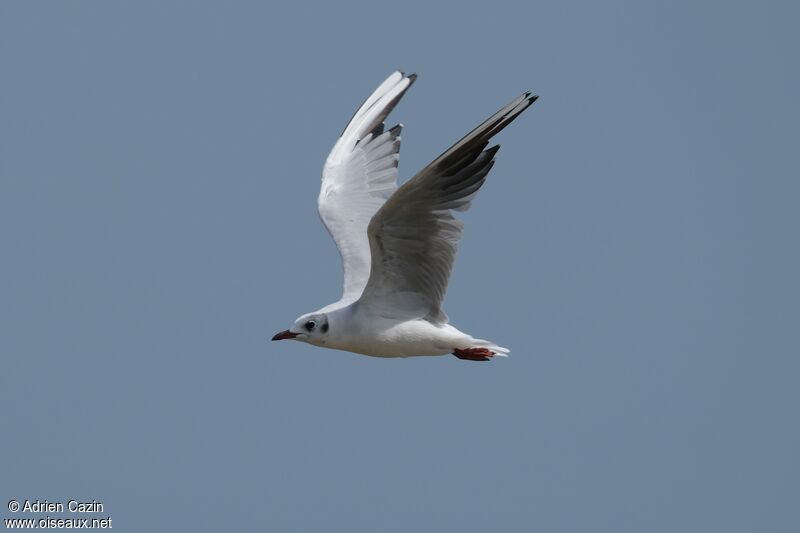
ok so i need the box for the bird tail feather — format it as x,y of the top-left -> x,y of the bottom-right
473,338 -> 510,357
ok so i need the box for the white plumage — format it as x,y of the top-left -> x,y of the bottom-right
273,71 -> 537,361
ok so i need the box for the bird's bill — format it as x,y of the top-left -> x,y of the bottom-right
272,329 -> 299,341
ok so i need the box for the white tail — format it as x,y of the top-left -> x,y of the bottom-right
473,338 -> 510,357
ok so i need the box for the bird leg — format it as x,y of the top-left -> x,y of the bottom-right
452,348 -> 495,361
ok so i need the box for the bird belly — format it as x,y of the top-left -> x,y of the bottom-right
328,319 -> 460,357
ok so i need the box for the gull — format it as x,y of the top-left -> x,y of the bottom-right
272,71 -> 537,361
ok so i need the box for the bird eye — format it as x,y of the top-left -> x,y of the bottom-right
304,320 -> 316,331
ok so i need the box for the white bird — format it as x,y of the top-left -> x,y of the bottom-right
273,71 -> 537,361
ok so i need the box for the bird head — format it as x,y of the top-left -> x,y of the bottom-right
272,312 -> 330,345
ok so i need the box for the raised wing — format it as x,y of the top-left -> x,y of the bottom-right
358,92 -> 538,322
318,71 -> 416,308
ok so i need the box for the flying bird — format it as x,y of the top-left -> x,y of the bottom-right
272,71 -> 537,361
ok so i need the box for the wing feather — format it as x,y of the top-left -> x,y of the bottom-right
318,72 -> 416,308
358,92 -> 538,322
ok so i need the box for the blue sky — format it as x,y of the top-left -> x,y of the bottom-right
1,1 -> 798,531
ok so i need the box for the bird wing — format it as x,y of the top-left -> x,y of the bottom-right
318,71 -> 416,308
357,92 -> 538,323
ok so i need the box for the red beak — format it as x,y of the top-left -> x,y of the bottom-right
272,329 -> 299,341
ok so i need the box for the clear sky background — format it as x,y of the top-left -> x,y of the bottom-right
2,1 -> 798,531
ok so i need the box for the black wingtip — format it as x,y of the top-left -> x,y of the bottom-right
515,92 -> 538,115
407,73 -> 418,84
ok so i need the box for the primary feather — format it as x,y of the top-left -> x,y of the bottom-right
359,93 -> 536,322
318,72 -> 416,309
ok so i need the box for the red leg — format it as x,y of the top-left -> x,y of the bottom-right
452,348 -> 495,361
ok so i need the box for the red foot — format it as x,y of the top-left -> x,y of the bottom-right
452,348 -> 495,361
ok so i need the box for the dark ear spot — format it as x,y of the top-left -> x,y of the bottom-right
321,322 -> 329,333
